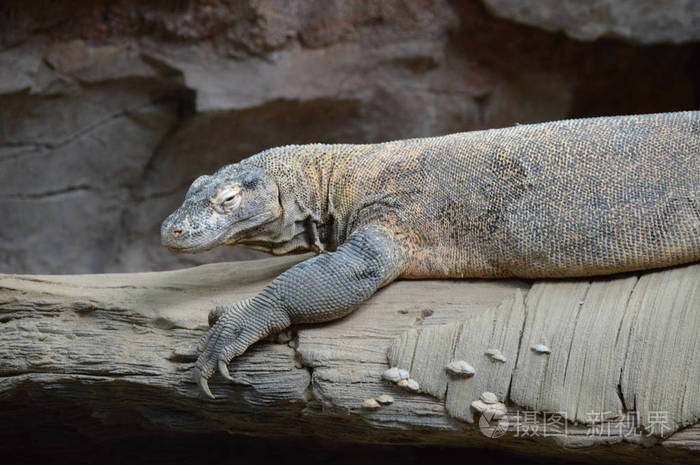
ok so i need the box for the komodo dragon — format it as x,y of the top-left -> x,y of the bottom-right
161,111 -> 700,398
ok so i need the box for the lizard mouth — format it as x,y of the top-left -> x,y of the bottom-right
165,210 -> 274,253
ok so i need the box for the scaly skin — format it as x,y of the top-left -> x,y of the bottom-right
161,111 -> 700,398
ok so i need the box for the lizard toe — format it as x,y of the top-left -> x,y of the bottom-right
208,305 -> 228,327
195,315 -> 245,394
194,330 -> 223,398
197,325 -> 216,353
217,329 -> 258,381
194,349 -> 217,378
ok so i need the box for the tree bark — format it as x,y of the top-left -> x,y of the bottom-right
0,256 -> 698,463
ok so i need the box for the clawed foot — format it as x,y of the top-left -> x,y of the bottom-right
194,299 -> 262,399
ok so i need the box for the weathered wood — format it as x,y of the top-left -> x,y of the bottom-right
0,257 -> 698,463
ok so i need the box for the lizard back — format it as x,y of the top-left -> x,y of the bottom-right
326,111 -> 699,278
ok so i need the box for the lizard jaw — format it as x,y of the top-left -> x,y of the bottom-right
164,210 -> 275,254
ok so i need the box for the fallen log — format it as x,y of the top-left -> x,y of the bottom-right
0,256 -> 698,463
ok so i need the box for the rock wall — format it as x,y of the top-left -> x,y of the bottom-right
482,0 -> 700,44
1,0 -> 698,274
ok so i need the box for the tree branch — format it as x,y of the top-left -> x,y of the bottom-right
0,257 -> 698,462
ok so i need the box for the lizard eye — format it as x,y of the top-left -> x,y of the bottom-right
212,185 -> 241,212
223,192 -> 238,204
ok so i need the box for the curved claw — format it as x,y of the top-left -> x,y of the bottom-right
195,369 -> 215,399
219,360 -> 233,381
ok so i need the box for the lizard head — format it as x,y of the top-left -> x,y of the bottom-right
160,164 -> 281,253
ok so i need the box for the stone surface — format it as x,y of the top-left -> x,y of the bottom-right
1,1 -> 698,274
0,257 -> 698,462
482,0 -> 700,44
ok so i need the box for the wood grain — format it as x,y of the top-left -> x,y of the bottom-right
0,257 -> 697,463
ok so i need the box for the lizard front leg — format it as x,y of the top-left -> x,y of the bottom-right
194,224 -> 406,398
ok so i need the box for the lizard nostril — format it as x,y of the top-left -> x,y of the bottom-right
172,228 -> 183,238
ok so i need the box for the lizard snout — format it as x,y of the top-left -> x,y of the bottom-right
160,215 -> 187,248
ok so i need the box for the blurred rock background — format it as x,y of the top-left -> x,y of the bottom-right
1,0 -> 698,274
